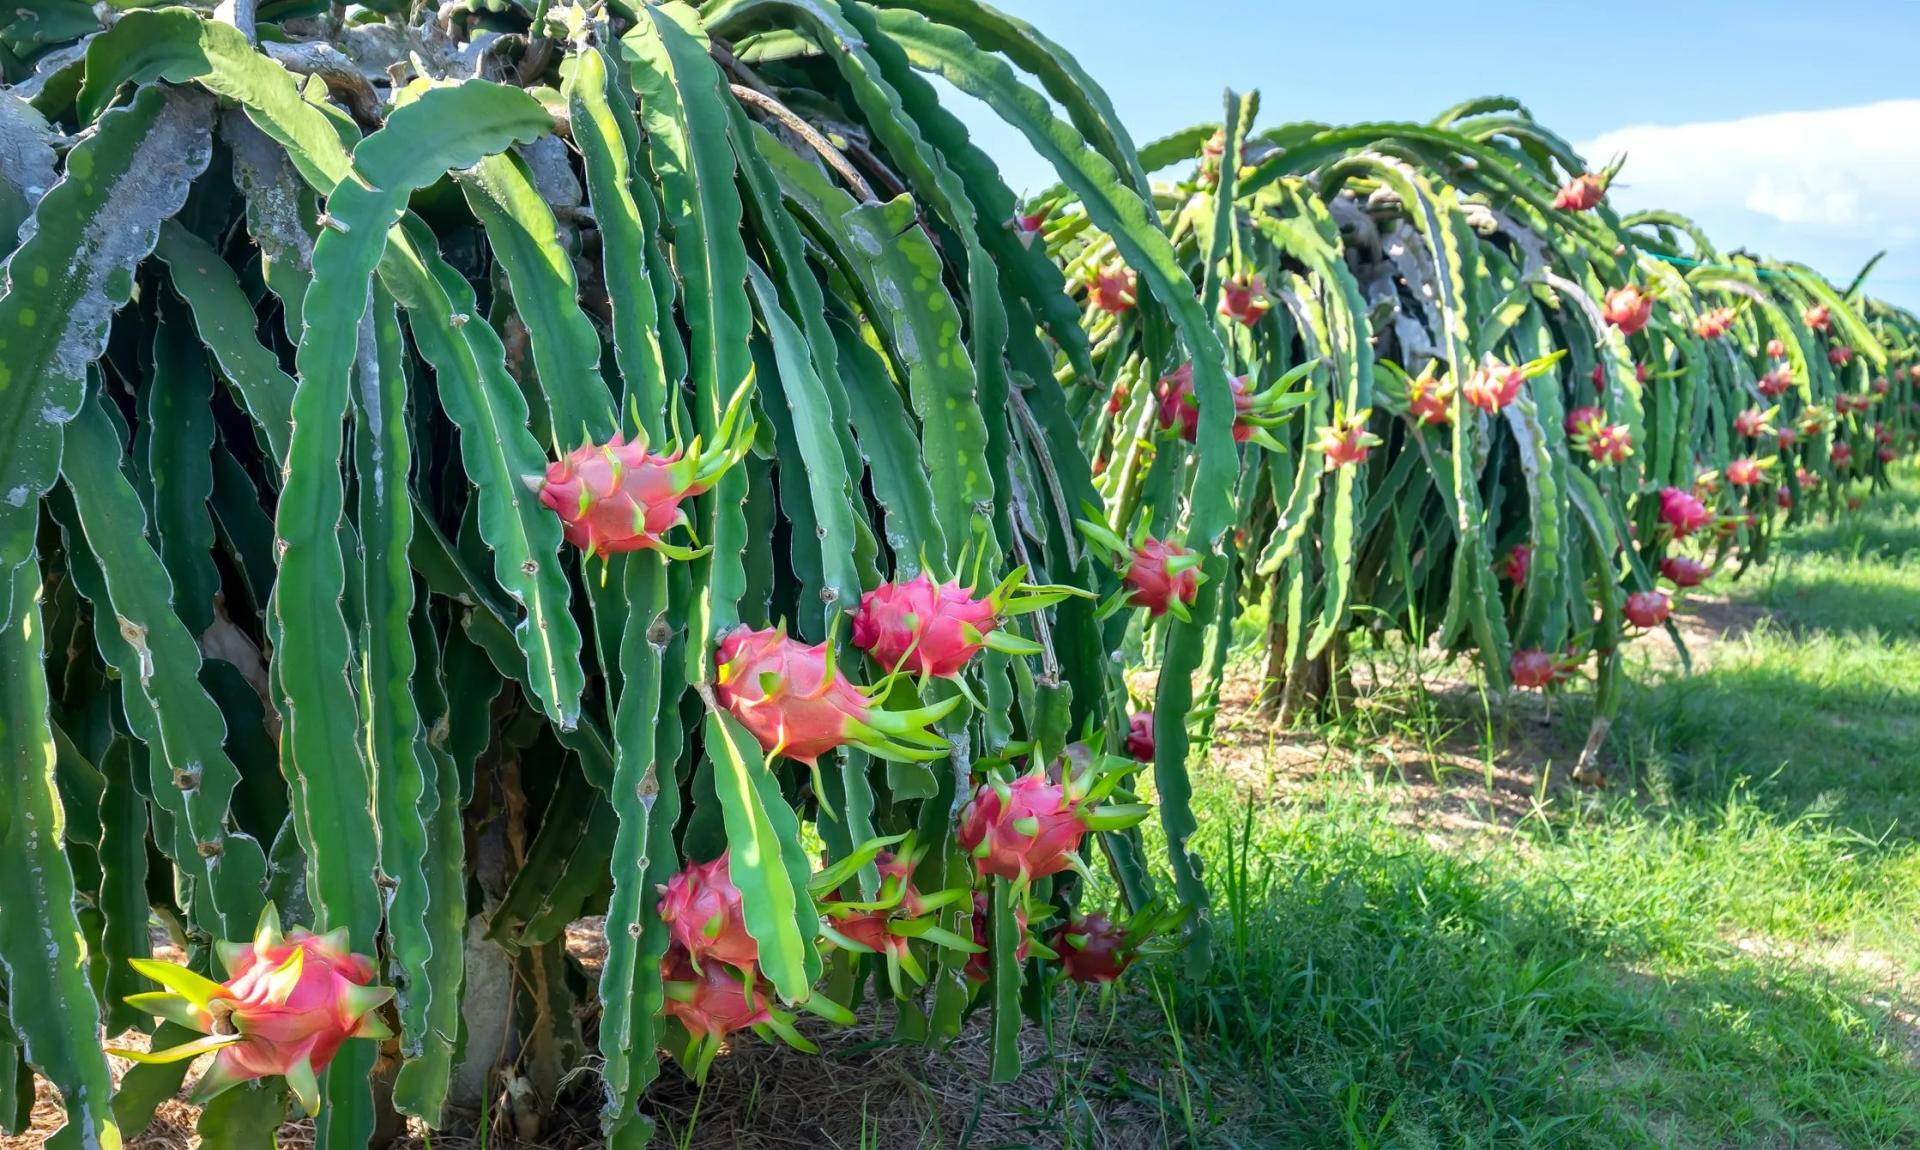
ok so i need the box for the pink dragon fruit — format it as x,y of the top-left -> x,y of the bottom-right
660,948 -> 770,1042
1051,913 -> 1134,984
1499,545 -> 1531,585
1777,426 -> 1800,449
1725,457 -> 1767,487
1509,649 -> 1567,690
1692,307 -> 1736,340
111,906 -> 392,1116
1767,338 -> 1787,358
850,568 -> 1071,679
1565,406 -> 1604,437
1660,556 -> 1710,587
1880,445 -> 1899,464
1803,304 -> 1831,333
1872,376 -> 1891,396
1124,712 -> 1156,762
1776,487 -> 1794,509
1832,442 -> 1854,468
1603,286 -> 1654,335
1734,408 -> 1775,438
1087,261 -> 1137,315
528,384 -> 754,561
1553,172 -> 1607,211
1314,410 -> 1381,469
1156,362 -> 1255,443
713,627 -> 956,765
1218,273 -> 1272,327
819,848 -> 978,997
657,853 -> 757,971
1406,369 -> 1456,425
1462,364 -> 1526,413
1829,346 -> 1854,367
1009,203 -> 1050,249
1106,380 -> 1130,415
1623,590 -> 1671,629
958,765 -> 1147,885
1657,487 -> 1713,537
1122,537 -> 1203,618
1757,363 -> 1794,398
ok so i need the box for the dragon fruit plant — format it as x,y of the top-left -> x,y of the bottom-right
108,907 -> 392,1117
0,1 -> 1214,1142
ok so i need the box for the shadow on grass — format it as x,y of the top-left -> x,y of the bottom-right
1164,805 -> 1920,1148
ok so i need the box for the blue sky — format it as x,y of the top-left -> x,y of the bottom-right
950,0 -> 1920,311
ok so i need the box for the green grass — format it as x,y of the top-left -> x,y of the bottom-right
1145,475 -> 1920,1148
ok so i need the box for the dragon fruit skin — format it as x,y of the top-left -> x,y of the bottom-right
713,626 -> 955,766
1157,362 -> 1256,443
958,774 -> 1089,882
1124,712 -> 1156,762
1553,172 -> 1606,211
850,573 -> 1000,678
1218,273 -> 1272,327
1510,649 -> 1558,689
1658,487 -> 1714,537
659,947 -> 772,1042
1123,538 -> 1202,617
1661,556 -> 1711,588
657,853 -> 758,971
533,438 -> 702,557
1051,912 -> 1134,984
1623,590 -> 1672,629
114,907 -> 392,1116
1603,286 -> 1655,336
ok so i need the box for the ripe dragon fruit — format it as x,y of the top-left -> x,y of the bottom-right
1880,445 -> 1899,464
817,837 -> 979,999
110,906 -> 392,1116
1657,486 -> 1713,537
1660,555 -> 1711,587
1498,545 -> 1531,585
1078,515 -> 1206,622
1049,900 -> 1189,985
1106,380 -> 1129,415
1767,338 -> 1787,358
1462,364 -> 1526,413
1565,406 -> 1605,437
1776,487 -> 1794,509
1584,423 -> 1634,465
1156,361 -> 1252,442
1692,306 -> 1736,340
1831,442 -> 1854,468
1602,285 -> 1654,335
958,763 -> 1148,886
657,853 -> 757,971
1510,648 -> 1578,690
1724,457 -> 1770,487
1051,913 -> 1133,984
1553,172 -> 1607,211
1623,590 -> 1672,629
1086,261 -> 1137,315
713,626 -> 957,765
1734,407 -> 1776,438
1829,345 -> 1855,367
1313,409 -> 1381,470
1124,712 -> 1156,762
1757,363 -> 1794,398
1154,359 -> 1316,452
528,379 -> 755,561
1008,202 -> 1050,249
1406,368 -> 1457,425
1872,376 -> 1891,396
660,948 -> 770,1044
1795,466 -> 1818,489
1777,426 -> 1801,449
1803,304 -> 1831,333
849,567 -> 1077,680
1218,273 -> 1272,327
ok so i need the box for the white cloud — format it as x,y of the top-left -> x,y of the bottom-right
1578,101 -> 1920,308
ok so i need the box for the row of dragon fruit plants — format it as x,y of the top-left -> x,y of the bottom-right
1040,95 -> 1917,744
1,0 -> 1915,1146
